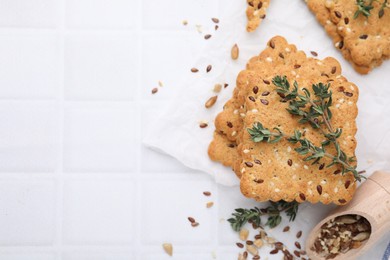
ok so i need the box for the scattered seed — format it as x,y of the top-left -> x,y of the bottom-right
246,245 -> 258,256
158,81 -> 163,87
339,40 -> 344,49
275,242 -> 284,249
260,14 -> 266,19
224,83 -> 229,88
199,122 -> 208,128
296,231 -> 302,239
211,17 -> 219,23
162,243 -> 173,256
260,99 -> 269,105
252,255 -> 260,260
188,217 -> 195,223
246,240 -> 254,245
231,44 -> 239,60
300,250 -> 307,255
206,202 -> 214,208
204,34 -> 212,40
215,25 -> 219,30
352,232 -> 370,241
213,84 -> 222,93
191,222 -> 199,227
254,239 -> 263,248
152,88 -> 158,94
310,51 -> 318,57
294,250 -> 301,257
295,241 -> 301,249
195,24 -> 202,33
243,251 -> 248,258
270,249 -> 279,254
182,20 -> 188,26
203,191 -> 211,196
317,185 -> 323,195
239,229 -> 249,241
206,65 -> 212,73
191,68 -> 199,73
236,242 -> 244,248
283,226 -> 290,232
205,96 -> 218,108
335,11 -> 342,18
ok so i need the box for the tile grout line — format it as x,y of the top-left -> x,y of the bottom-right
56,0 -> 66,258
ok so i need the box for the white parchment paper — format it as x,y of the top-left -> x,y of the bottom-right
144,0 -> 390,257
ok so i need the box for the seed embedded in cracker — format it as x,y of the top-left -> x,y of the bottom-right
162,243 -> 173,256
231,44 -> 239,60
205,96 -> 218,108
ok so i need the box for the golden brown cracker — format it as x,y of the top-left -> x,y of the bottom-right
246,0 -> 271,32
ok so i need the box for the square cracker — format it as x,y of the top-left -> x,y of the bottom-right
306,0 -> 390,74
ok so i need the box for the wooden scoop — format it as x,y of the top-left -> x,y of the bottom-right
306,171 -> 390,260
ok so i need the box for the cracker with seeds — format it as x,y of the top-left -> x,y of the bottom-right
306,0 -> 390,74
246,0 -> 271,32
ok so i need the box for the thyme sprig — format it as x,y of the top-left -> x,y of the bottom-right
354,0 -> 388,18
227,201 -> 299,231
248,76 -> 364,182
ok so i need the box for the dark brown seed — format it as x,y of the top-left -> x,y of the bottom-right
359,34 -> 368,39
204,34 -> 211,40
224,83 -> 229,88
199,122 -> 208,128
188,217 -> 195,223
211,17 -> 219,23
331,66 -> 337,74
345,180 -> 351,189
344,17 -> 350,24
310,51 -> 318,57
317,185 -> 323,195
300,250 -> 307,255
339,40 -> 344,49
227,143 -> 235,148
344,91 -> 353,97
270,249 -> 279,254
275,242 -> 284,249
335,11 -> 342,18
254,159 -> 262,165
253,256 -> 260,260
260,14 -> 266,19
215,25 -> 219,30
294,64 -> 301,69
152,88 -> 158,94
295,241 -> 301,249
255,234 -> 261,239
321,73 -> 329,78
191,222 -> 199,227
253,86 -> 259,94
254,179 -> 264,184
283,226 -> 290,232
269,40 -> 275,49
277,92 -> 286,98
243,252 -> 248,258
338,86 -> 345,92
299,193 -> 306,201
246,240 -> 254,245
263,79 -> 270,85
296,230 -> 302,238
206,65 -> 212,72
227,121 -> 233,128
261,91 -> 270,96
260,99 -> 269,105
334,169 -> 341,175
236,242 -> 244,248
379,8 -> 384,18
191,68 -> 199,73
339,199 -> 347,204
249,96 -> 256,102
279,53 -> 285,59
287,159 -> 293,166
245,162 -> 254,167
294,250 -> 301,257
258,2 -> 263,9
203,191 -> 211,196
319,163 -> 325,170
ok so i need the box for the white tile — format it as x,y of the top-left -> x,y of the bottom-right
64,34 -> 137,101
63,103 -> 136,172
141,33 -> 204,100
0,0 -> 58,28
0,180 -> 56,245
63,179 -> 135,244
0,102 -> 59,172
62,251 -> 134,260
0,34 -> 59,99
141,175 -> 216,244
141,252 -> 212,260
142,0 -> 219,30
66,0 -> 136,29
0,253 -> 57,260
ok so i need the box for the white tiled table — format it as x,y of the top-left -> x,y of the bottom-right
0,1 -> 389,260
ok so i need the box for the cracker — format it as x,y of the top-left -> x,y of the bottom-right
208,132 -> 240,171
237,37 -> 359,205
306,0 -> 390,74
246,0 -> 271,32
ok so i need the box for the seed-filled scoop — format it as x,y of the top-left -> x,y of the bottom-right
306,171 -> 390,259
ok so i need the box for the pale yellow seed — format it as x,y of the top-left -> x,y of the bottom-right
205,96 -> 218,108
206,202 -> 214,208
254,239 -> 263,248
158,81 -> 163,87
231,44 -> 239,60
239,228 -> 249,241
162,243 -> 173,256
213,84 -> 222,93
182,20 -> 188,26
246,244 -> 258,256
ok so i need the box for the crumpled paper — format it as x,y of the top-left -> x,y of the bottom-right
144,0 -> 390,258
